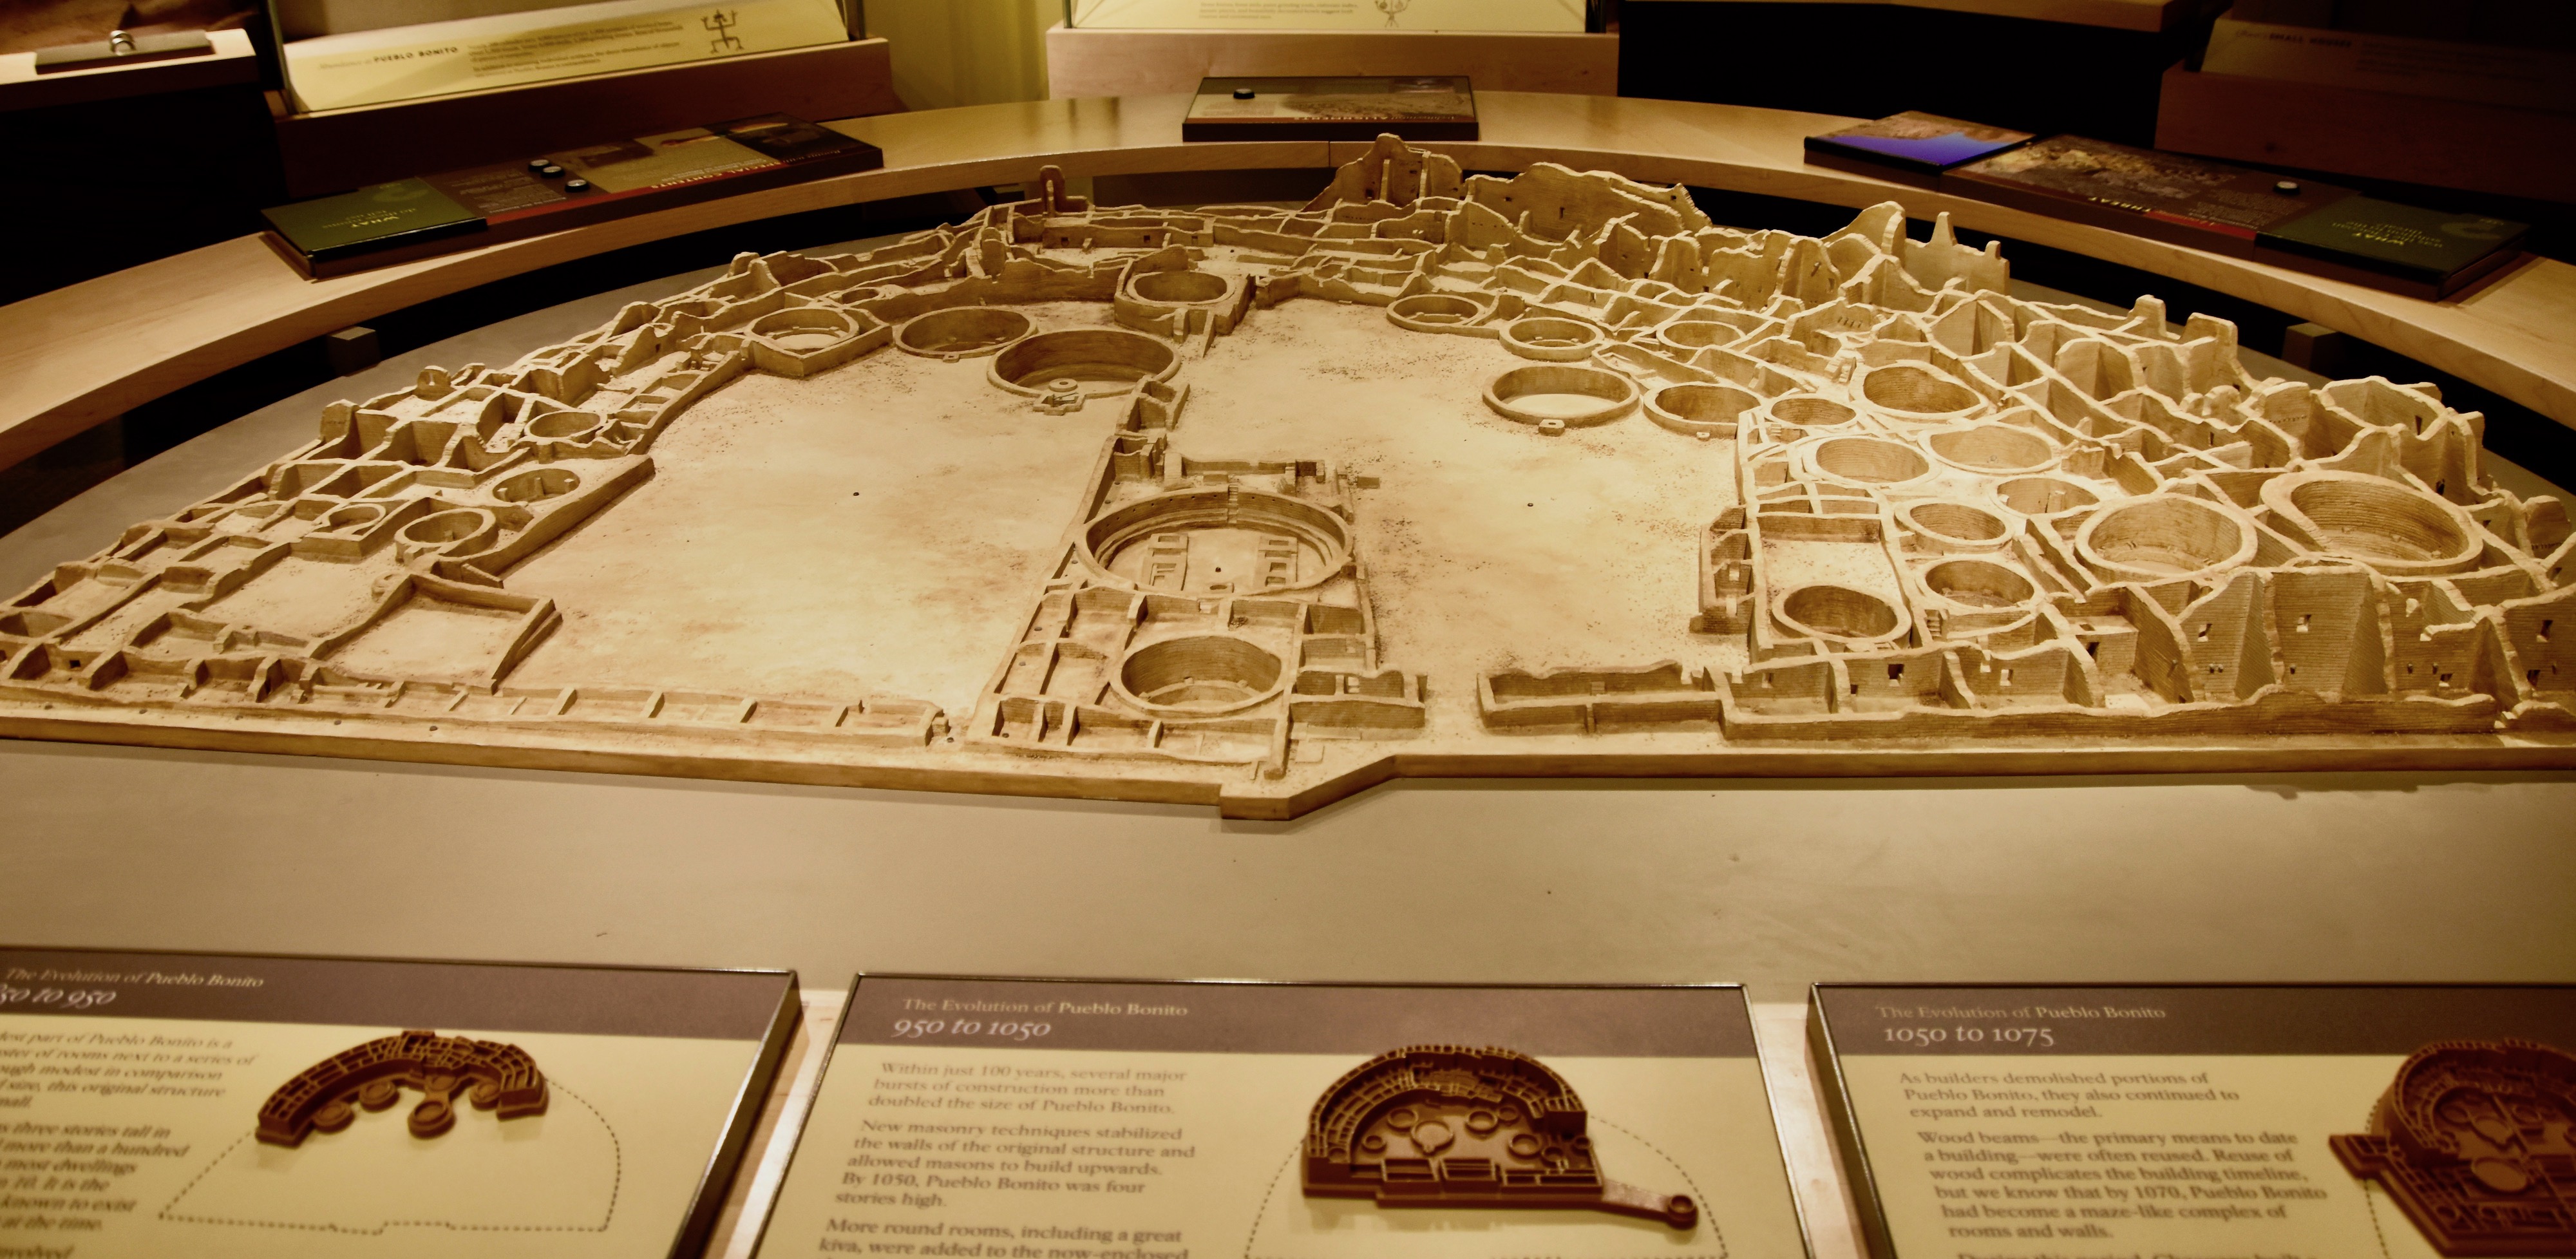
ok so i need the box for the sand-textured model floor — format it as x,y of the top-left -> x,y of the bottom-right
5,140 -> 2571,816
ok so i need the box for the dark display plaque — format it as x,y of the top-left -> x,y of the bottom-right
261,114 -> 884,278
1182,77 -> 1479,142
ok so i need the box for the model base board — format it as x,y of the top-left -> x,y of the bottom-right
5,137 -> 2571,817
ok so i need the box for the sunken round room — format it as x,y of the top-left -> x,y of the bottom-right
989,328 -> 1179,396
1112,634 -> 1287,715
1079,489 -> 1352,595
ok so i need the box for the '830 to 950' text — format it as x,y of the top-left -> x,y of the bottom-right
0,985 -> 117,1010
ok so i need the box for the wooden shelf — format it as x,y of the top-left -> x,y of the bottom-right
3,90 -> 2572,473
1044,23 -> 1618,98
2157,62 -> 2576,207
0,26 -> 260,111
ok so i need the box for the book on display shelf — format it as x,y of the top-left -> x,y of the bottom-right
1183,75 -> 1479,142
1803,111 -> 2035,188
1940,133 -> 2528,298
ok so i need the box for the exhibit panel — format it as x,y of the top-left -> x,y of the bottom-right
0,38 -> 2570,1259
1808,984 -> 2576,1259
753,977 -> 1810,1258
273,0 -> 857,112
0,947 -> 799,1257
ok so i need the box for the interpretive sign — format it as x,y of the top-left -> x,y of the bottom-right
280,0 -> 849,112
0,947 -> 798,1257
1808,983 -> 2576,1259
754,976 -> 1811,1258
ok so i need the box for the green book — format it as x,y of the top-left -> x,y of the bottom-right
260,178 -> 486,268
2258,196 -> 2527,296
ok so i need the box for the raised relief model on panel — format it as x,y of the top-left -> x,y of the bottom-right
2333,1039 -> 2576,1256
256,1030 -> 551,1146
1303,1045 -> 1700,1228
3,137 -> 2570,815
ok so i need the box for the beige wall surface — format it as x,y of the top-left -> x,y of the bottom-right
2,741 -> 2571,1004
866,0 -> 1057,108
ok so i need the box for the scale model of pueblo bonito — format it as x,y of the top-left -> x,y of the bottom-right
2,137 -> 2570,815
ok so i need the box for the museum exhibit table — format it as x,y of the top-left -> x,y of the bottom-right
6,91 -> 2575,469
0,91 -> 2570,1259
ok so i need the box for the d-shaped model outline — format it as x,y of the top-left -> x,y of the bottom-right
256,1029 -> 550,1147
2331,1038 -> 2576,1256
1302,1045 -> 1697,1229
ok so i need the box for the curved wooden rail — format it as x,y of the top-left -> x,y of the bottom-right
2,90 -> 2570,471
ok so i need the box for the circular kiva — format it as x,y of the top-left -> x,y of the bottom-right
1499,316 -> 1605,362
1897,500 -> 2014,550
1926,424 -> 2058,475
398,507 -> 499,554
1484,364 -> 1640,428
2075,494 -> 2257,582
989,328 -> 1179,397
1652,319 -> 1739,354
1126,269 -> 1230,305
1991,475 -> 2100,520
896,306 -> 1034,359
747,307 -> 858,352
1805,435 -> 1932,486
1922,558 -> 2036,609
1643,383 -> 1758,437
1858,362 -> 1982,418
491,467 -> 580,504
1110,634 -> 1287,716
1079,488 -> 1352,594
2259,470 -> 2482,576
1386,292 -> 1488,334
525,409 -> 602,440
1764,394 -> 1857,431
1774,583 -> 1908,644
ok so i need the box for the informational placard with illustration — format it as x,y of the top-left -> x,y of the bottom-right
281,0 -> 849,112
755,977 -> 1810,1258
0,948 -> 798,1258
1810,985 -> 2576,1259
